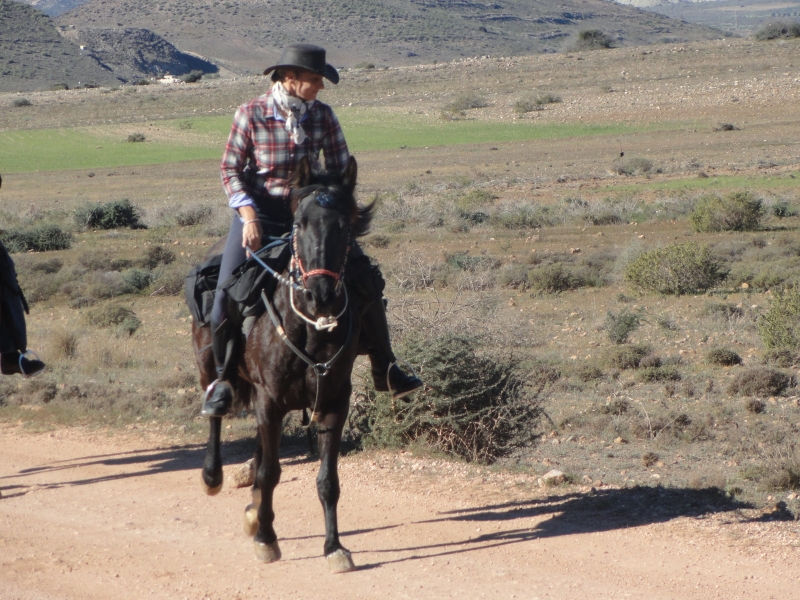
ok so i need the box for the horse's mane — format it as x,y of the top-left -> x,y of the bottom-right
290,182 -> 375,238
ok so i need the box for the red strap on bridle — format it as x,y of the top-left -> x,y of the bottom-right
294,256 -> 341,285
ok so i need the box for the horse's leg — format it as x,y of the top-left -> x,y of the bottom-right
201,416 -> 223,495
316,412 -> 355,573
253,408 -> 283,563
243,434 -> 262,536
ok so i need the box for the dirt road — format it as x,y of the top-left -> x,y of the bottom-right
1,426 -> 798,600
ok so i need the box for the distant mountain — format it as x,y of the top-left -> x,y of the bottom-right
53,0 -> 728,75
20,0 -> 84,16
62,26 -> 218,82
0,0 -> 219,92
0,0 -> 119,92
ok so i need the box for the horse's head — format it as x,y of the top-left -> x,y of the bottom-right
289,156 -> 373,318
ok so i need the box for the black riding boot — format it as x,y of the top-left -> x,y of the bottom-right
201,318 -> 237,417
348,258 -> 423,399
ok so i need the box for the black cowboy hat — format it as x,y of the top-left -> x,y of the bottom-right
263,43 -> 339,85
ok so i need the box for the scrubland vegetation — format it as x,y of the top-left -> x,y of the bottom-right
2,37 -> 800,514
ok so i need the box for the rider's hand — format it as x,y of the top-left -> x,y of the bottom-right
238,206 -> 262,254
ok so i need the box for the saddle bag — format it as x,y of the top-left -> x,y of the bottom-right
184,241 -> 291,326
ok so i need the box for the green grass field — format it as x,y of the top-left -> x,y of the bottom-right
1,110 -> 657,173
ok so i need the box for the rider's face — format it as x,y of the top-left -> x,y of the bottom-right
284,70 -> 325,101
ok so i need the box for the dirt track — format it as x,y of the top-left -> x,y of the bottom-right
1,427 -> 799,600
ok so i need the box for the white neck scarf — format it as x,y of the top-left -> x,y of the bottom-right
271,81 -> 314,145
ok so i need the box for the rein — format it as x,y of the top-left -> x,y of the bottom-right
243,190 -> 355,423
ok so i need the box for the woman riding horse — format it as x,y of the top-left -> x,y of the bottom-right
205,43 -> 422,416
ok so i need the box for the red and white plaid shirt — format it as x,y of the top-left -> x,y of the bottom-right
220,88 -> 350,220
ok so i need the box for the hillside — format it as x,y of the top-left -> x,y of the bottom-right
0,0 -> 119,92
54,0 -> 727,74
61,26 -> 218,82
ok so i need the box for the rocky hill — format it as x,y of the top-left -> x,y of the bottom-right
61,26 -> 218,82
0,0 -> 119,92
54,0 -> 727,75
0,0 -> 219,92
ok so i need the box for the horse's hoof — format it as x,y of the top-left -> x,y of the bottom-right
243,504 -> 260,537
201,475 -> 222,496
326,549 -> 355,574
254,540 -> 281,563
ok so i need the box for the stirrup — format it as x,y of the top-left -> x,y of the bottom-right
202,378 -> 232,417
20,350 -> 45,377
387,360 -> 422,400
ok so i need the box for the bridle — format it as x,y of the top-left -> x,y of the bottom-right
251,188 -> 356,422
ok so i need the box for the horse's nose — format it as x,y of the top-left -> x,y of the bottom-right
304,289 -> 314,304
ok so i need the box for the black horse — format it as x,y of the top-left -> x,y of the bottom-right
191,156 -> 372,572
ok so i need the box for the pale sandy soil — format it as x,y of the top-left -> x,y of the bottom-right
1,427 -> 799,600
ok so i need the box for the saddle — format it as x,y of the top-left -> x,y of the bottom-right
184,239 -> 291,331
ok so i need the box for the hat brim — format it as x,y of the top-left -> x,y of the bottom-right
263,63 -> 339,85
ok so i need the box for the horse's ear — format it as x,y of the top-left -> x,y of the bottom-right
342,156 -> 357,193
293,156 -> 313,189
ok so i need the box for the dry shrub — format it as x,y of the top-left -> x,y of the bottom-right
75,199 -> 143,230
624,242 -> 727,295
362,333 -> 542,463
706,348 -> 742,366
83,303 -> 141,336
602,344 -> 652,370
758,285 -> 800,351
727,367 -> 793,397
636,366 -> 681,383
744,398 -> 766,414
49,329 -> 79,360
690,191 -> 763,233
572,362 -> 604,382
762,349 -> 798,368
604,308 -> 644,344
612,157 -> 653,176
139,245 -> 175,269
642,452 -> 659,467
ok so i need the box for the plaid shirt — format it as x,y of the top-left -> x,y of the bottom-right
220,89 -> 350,220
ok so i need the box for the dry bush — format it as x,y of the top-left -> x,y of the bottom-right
727,367 -> 793,396
362,333 -> 542,464
705,348 -> 742,366
689,191 -> 763,233
753,20 -> 800,41
139,245 -> 175,269
744,398 -> 766,414
75,199 -> 143,230
601,344 -> 652,370
570,29 -> 615,51
612,157 -> 653,176
624,242 -> 727,295
636,366 -> 681,383
604,308 -> 644,344
758,285 -> 800,350
49,329 -> 79,360
762,349 -> 798,368
83,304 -> 141,336
642,452 -> 659,467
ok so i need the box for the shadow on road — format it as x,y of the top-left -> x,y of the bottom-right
0,432 -> 315,494
353,486 -> 755,569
